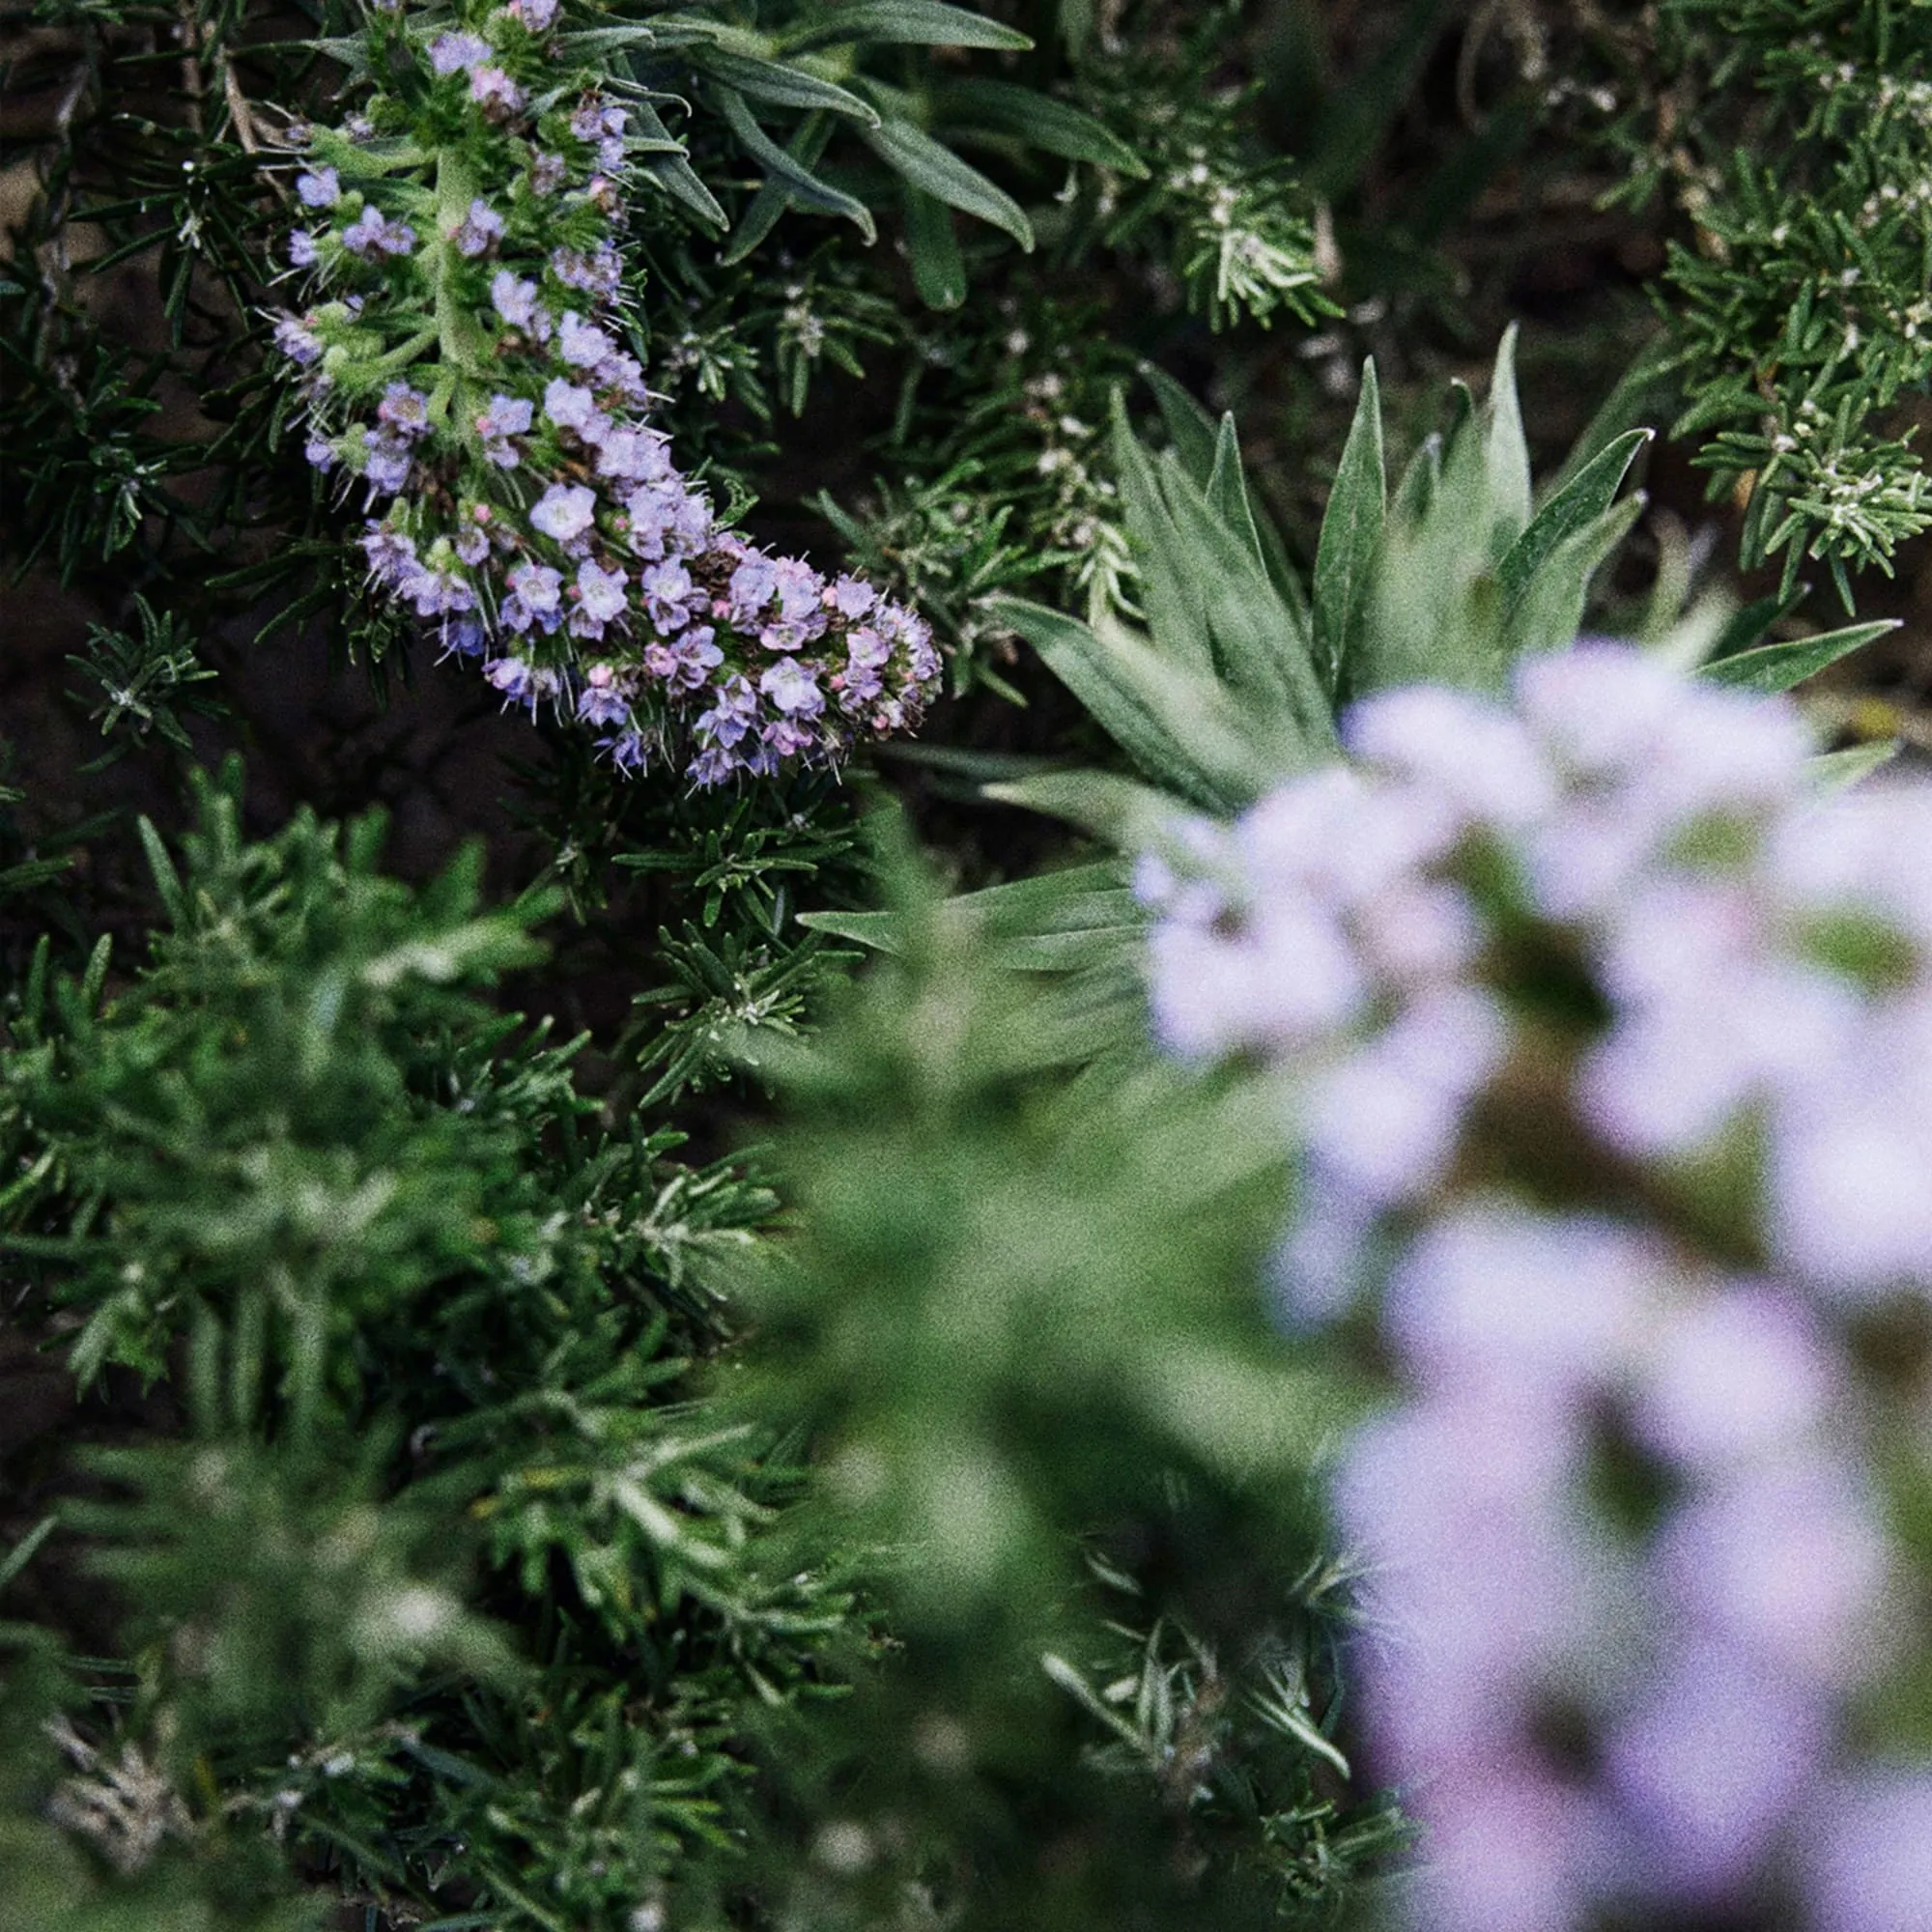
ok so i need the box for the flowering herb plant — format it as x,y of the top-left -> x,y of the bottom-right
275,0 -> 941,785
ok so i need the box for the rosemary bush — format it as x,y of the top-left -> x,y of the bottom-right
3,3 -> 1930,1929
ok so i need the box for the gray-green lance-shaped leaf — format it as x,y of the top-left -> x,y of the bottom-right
780,1 -> 1033,53
1700,618 -> 1898,694
714,87 -> 876,240
1497,427 -> 1652,616
1499,494 -> 1646,663
1485,323 -> 1533,554
988,598 -> 1281,812
932,79 -> 1149,175
1311,357 -> 1385,696
902,184 -> 966,309
695,49 -> 881,125
627,99 -> 726,227
858,115 -> 1035,248
722,113 -> 836,265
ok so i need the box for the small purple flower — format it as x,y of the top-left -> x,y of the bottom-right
361,430 -> 414,495
476,393 -> 533,469
552,243 -> 620,298
469,67 -> 526,118
543,377 -> 597,435
360,526 -> 417,584
831,574 -> 876,620
510,0 -> 558,29
688,745 -> 739,787
376,381 -> 432,440
303,438 -> 336,471
296,166 -> 340,208
639,558 -> 694,629
557,311 -> 615,369
485,656 -> 551,714
596,426 -> 672,484
577,664 -> 630,726
569,558 -> 628,639
288,228 -> 319,268
491,270 -> 542,331
341,206 -> 415,259
696,674 -> 758,748
272,316 -> 323,366
428,30 -> 491,75
529,482 -> 597,543
605,728 -> 650,774
727,554 -> 778,620
530,153 -> 568,195
644,626 -> 722,693
455,526 -> 489,566
759,657 -> 825,719
454,198 -> 505,257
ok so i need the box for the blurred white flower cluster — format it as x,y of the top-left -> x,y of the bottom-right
1139,642 -> 1932,1932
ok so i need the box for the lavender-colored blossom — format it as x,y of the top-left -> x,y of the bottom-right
1804,1775 -> 1932,1932
552,243 -> 620,298
570,558 -> 628,638
759,658 -> 825,719
529,151 -> 567,195
556,310 -> 615,369
427,29 -> 491,75
361,431 -> 414,495
454,198 -> 505,257
831,575 -> 875,620
376,382 -> 431,440
484,656 -> 558,715
543,378 -> 596,435
577,665 -> 630,726
595,426 -> 670,484
605,728 -> 649,774
303,438 -> 336,471
696,675 -> 758,749
639,559 -> 695,630
529,482 -> 597,543
340,206 -> 415,259
288,228 -> 319,267
360,526 -> 417,584
491,270 -> 542,332
272,316 -> 323,366
296,166 -> 340,208
469,67 -> 525,118
509,0 -> 558,28
727,554 -> 778,621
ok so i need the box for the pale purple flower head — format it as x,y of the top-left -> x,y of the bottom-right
454,198 -> 505,256
760,658 -> 824,720
510,0 -> 558,27
543,378 -> 597,436
376,382 -> 431,440
529,482 -> 597,544
556,311 -> 614,370
427,29 -> 491,75
272,316 -> 323,366
296,166 -> 339,208
569,558 -> 628,637
340,206 -> 414,258
288,228 -> 319,268
639,559 -> 695,630
577,664 -> 630,726
360,431 -> 414,495
469,67 -> 525,118
491,270 -> 546,335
